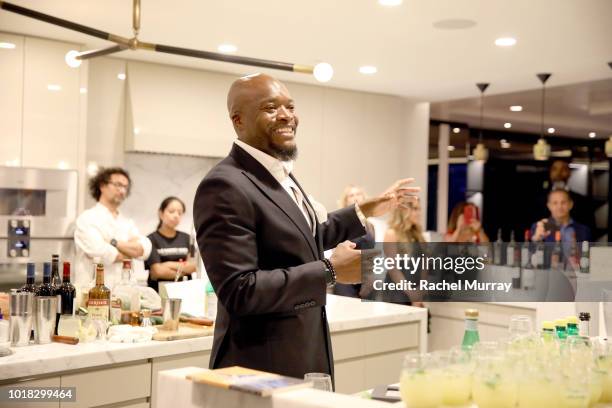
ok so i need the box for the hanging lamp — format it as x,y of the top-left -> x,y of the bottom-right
473,83 -> 490,161
533,73 -> 552,160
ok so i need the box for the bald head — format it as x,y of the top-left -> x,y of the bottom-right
226,73 -> 299,161
227,73 -> 287,118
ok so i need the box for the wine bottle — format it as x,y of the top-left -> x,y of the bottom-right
58,262 -> 76,315
20,262 -> 37,293
36,262 -> 55,296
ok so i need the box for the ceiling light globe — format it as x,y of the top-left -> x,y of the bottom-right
65,50 -> 82,68
313,62 -> 333,82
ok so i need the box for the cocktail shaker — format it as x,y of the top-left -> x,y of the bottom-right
9,292 -> 34,347
34,296 -> 58,344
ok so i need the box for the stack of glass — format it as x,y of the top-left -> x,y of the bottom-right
400,316 -> 612,408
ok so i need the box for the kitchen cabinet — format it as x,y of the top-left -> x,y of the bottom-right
22,37 -> 81,170
0,32 -> 24,166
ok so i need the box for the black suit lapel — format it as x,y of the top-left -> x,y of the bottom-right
230,144 -> 318,259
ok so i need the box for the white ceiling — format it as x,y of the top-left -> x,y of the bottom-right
431,78 -> 612,138
1,0 -> 611,102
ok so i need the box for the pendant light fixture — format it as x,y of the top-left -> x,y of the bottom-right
473,83 -> 490,162
533,73 -> 552,161
0,0 -> 333,82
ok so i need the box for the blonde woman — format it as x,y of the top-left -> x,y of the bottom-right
383,200 -> 426,306
333,185 -> 375,298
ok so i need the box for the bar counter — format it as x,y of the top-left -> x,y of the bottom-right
0,295 -> 427,407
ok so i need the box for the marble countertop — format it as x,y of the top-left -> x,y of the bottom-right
0,295 -> 425,381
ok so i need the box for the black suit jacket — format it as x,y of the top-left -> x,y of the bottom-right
193,143 -> 366,379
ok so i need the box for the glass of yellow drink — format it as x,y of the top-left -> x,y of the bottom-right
436,347 -> 473,406
399,353 -> 442,408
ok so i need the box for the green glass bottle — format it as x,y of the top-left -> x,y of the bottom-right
462,309 -> 480,351
555,318 -> 568,340
566,316 -> 580,337
541,321 -> 556,343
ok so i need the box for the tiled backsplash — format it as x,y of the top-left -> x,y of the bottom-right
122,152 -> 220,238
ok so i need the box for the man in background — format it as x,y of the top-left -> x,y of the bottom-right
535,160 -> 595,233
532,188 -> 591,244
74,167 -> 151,291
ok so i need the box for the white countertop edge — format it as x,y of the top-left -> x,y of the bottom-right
0,295 -> 427,381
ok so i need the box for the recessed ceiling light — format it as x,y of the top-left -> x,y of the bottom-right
87,161 -> 99,177
504,122 -> 512,129
432,19 -> 477,30
589,132 -> 596,138
117,73 -> 126,80
359,66 -> 377,75
57,161 -> 69,169
501,142 -> 511,149
448,145 -> 456,152
452,127 -> 461,134
47,84 -> 61,91
79,87 -> 87,94
547,127 -> 555,134
509,105 -> 522,112
500,139 -> 507,144
378,0 -> 402,6
217,44 -> 237,54
495,37 -> 517,47
0,42 -> 16,49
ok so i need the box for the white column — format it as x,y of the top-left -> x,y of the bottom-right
437,124 -> 450,234
400,101 -> 430,227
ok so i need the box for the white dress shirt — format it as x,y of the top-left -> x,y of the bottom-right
234,140 -> 316,229
234,140 -> 366,231
73,202 -> 152,291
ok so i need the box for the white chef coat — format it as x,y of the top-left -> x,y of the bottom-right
73,202 -> 152,291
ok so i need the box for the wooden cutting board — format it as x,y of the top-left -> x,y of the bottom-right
153,323 -> 214,341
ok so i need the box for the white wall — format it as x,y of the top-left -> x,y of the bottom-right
85,57 -> 430,234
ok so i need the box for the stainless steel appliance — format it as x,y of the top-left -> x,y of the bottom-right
0,167 -> 77,291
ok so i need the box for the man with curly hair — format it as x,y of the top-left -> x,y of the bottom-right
73,167 -> 151,292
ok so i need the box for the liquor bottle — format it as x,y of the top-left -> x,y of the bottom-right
20,262 -> 37,293
50,254 -> 61,287
578,312 -> 591,338
532,236 -> 545,269
87,263 -> 110,323
507,231 -> 517,267
550,231 -> 562,270
493,229 -> 504,265
555,318 -> 568,340
58,262 -> 76,315
567,232 -> 579,271
521,230 -> 535,290
206,281 -> 218,320
580,241 -> 590,274
51,254 -> 62,334
541,321 -> 556,343
36,262 -> 55,296
566,316 -> 579,337
113,260 -> 140,325
461,309 -> 480,351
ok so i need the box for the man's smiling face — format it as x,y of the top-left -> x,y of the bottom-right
229,74 -> 299,161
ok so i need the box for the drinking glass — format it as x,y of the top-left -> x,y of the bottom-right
603,290 -> 612,339
399,353 -> 442,408
509,315 -> 533,340
472,353 -> 517,408
304,373 -> 332,392
437,347 -> 473,406
595,342 -> 612,403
